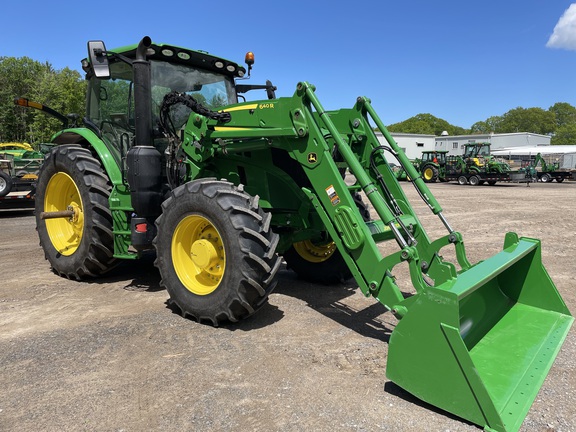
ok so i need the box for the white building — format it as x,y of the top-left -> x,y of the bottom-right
377,132 -> 436,160
435,132 -> 551,156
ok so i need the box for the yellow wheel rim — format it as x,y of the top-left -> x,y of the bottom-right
293,239 -> 336,263
423,167 -> 434,180
44,172 -> 84,256
172,215 -> 225,295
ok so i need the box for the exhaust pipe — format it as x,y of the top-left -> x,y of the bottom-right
133,36 -> 153,148
127,36 -> 162,220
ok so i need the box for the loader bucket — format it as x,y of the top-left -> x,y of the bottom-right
386,233 -> 573,432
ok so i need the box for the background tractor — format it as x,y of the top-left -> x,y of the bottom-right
26,37 -> 572,432
413,150 -> 448,182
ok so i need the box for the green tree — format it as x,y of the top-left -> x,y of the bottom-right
29,66 -> 86,143
387,113 -> 466,136
551,123 -> 576,144
0,57 -> 85,144
0,56 -> 45,142
469,116 -> 502,134
497,107 -> 555,135
388,118 -> 434,135
549,102 -> 576,128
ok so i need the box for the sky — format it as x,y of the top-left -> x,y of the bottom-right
2,0 -> 576,129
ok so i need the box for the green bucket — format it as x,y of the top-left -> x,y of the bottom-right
387,233 -> 573,432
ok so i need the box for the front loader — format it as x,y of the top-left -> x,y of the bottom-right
30,37 -> 572,432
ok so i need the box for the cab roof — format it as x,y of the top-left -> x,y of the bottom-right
97,41 -> 246,79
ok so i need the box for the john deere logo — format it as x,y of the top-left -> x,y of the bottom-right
308,153 -> 317,164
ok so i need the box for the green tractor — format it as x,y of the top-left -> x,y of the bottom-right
530,152 -> 571,183
29,37 -> 572,432
414,150 -> 448,182
462,142 -> 510,174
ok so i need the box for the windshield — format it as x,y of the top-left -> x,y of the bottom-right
86,59 -> 238,146
151,60 -> 237,126
478,144 -> 491,156
464,146 -> 476,157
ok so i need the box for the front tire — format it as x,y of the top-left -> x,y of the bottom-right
155,179 -> 281,326
35,145 -> 118,279
283,191 -> 370,284
283,240 -> 351,284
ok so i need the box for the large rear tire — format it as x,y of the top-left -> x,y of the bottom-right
154,179 -> 281,326
35,145 -> 118,279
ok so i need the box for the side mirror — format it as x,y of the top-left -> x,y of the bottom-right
87,40 -> 110,79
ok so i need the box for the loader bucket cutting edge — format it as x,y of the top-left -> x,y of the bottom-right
386,234 -> 573,432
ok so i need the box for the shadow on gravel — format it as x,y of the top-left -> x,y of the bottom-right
383,381 -> 475,428
221,302 -> 286,331
86,252 -> 164,292
163,291 -> 286,331
273,268 -> 393,343
0,208 -> 35,218
66,257 -> 394,339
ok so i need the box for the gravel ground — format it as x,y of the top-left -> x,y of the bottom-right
0,180 -> 575,432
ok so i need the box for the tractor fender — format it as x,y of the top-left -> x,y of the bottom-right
51,128 -> 123,185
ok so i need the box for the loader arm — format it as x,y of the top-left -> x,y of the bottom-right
183,82 -> 466,309
178,82 -> 573,432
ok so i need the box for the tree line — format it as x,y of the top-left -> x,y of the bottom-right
1,55 -> 575,146
0,56 -> 85,144
386,103 -> 576,145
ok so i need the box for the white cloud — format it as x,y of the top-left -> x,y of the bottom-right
547,4 -> 576,50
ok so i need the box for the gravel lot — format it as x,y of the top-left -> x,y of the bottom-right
1,180 -> 575,432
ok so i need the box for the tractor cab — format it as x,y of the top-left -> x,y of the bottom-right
463,143 -> 491,167
81,39 -> 277,180
82,42 -> 245,160
421,150 -> 447,166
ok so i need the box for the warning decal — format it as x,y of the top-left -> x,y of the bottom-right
325,185 -> 340,206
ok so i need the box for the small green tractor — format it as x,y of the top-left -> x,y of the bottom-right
444,142 -> 533,185
456,142 -> 511,175
25,37 -> 572,432
413,150 -> 448,182
529,152 -> 571,183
